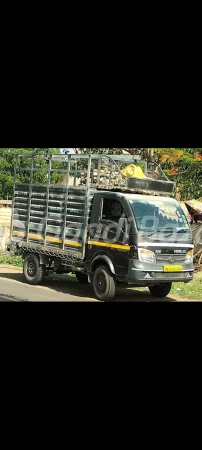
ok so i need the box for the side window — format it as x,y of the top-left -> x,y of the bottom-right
101,199 -> 123,223
100,198 -> 129,244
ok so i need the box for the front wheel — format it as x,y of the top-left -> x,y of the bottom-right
93,265 -> 116,301
149,283 -> 172,299
23,254 -> 46,285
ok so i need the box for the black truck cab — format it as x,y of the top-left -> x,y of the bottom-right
86,192 -> 194,299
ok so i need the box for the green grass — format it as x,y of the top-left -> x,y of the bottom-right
50,272 -> 76,281
0,255 -> 23,267
170,275 -> 202,300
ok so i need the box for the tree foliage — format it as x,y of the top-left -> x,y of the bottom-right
151,148 -> 202,200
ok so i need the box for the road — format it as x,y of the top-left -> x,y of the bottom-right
0,264 -> 195,302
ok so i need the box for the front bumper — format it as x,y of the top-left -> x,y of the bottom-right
127,259 -> 194,285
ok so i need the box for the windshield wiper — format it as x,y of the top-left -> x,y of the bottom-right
147,232 -> 174,238
145,229 -> 162,237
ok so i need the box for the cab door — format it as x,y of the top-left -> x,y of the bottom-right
89,194 -> 131,279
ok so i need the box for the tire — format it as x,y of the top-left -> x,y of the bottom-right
93,265 -> 116,301
75,272 -> 89,284
149,283 -> 172,299
23,254 -> 46,285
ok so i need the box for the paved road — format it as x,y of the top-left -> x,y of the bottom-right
0,265 -> 194,302
0,266 -> 99,302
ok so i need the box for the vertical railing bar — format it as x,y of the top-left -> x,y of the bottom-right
62,155 -> 71,250
10,154 -> 18,246
44,155 -> 52,245
97,156 -> 102,186
26,156 -> 34,243
74,161 -> 78,186
82,155 -> 92,258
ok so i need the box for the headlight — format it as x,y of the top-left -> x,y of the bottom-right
138,248 -> 156,264
185,249 -> 194,264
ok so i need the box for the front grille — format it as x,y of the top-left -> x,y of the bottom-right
156,254 -> 186,263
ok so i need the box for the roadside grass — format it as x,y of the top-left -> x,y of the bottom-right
171,274 -> 202,300
50,272 -> 76,281
0,254 -> 23,267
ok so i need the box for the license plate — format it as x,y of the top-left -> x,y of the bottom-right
163,265 -> 183,272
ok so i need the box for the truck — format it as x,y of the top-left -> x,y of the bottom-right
10,152 -> 194,301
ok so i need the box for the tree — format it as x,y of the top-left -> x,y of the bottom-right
152,148 -> 202,200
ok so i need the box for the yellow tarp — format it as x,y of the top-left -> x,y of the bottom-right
122,164 -> 146,179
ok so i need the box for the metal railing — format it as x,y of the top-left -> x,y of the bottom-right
13,153 -> 174,194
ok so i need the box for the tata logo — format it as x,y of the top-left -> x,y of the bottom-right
168,256 -> 175,263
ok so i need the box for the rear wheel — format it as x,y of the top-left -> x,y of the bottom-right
149,283 -> 172,298
23,254 -> 46,285
75,272 -> 89,284
93,265 -> 116,301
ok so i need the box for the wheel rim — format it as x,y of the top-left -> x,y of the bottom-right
27,261 -> 37,278
96,273 -> 107,294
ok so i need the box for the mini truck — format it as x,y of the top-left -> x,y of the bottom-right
10,153 -> 194,301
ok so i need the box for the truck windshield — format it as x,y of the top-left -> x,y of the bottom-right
129,199 -> 190,233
